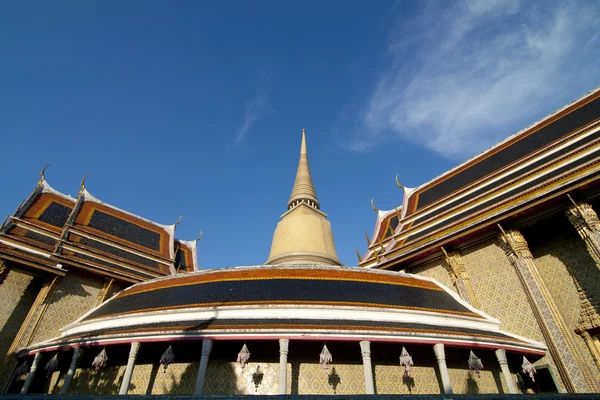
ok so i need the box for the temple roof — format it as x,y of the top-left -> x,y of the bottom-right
360,85 -> 600,267
0,175 -> 199,282
19,265 -> 545,356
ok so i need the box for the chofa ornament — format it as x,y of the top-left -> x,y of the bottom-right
522,356 -> 537,382
320,344 -> 333,369
237,343 -> 250,368
399,346 -> 414,376
468,350 -> 483,377
160,345 -> 175,371
92,348 -> 108,371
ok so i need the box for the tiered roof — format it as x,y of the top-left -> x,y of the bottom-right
360,86 -> 600,267
0,174 -> 199,282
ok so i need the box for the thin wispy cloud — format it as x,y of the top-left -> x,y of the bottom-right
234,92 -> 275,144
350,0 -> 600,159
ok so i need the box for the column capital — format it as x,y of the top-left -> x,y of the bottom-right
129,341 -> 141,355
494,348 -> 508,364
433,342 -> 446,361
359,340 -> 371,355
201,339 -> 213,356
498,228 -> 532,259
279,338 -> 289,354
566,202 -> 600,234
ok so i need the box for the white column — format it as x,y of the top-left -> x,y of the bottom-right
495,349 -> 517,394
359,340 -> 375,394
278,339 -> 289,394
60,347 -> 83,394
20,352 -> 43,394
119,342 -> 141,395
194,339 -> 213,395
433,343 -> 453,394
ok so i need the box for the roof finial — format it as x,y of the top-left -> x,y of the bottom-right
79,174 -> 90,195
173,214 -> 182,230
395,175 -> 404,189
356,247 -> 362,264
371,198 -> 378,212
300,128 -> 307,155
195,229 -> 203,243
38,164 -> 51,185
365,231 -> 371,246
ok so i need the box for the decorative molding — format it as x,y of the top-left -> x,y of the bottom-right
566,201 -> 600,268
441,247 -> 479,308
498,227 -> 597,392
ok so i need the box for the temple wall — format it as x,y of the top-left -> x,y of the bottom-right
373,347 -> 441,395
0,269 -> 37,361
68,365 -> 126,394
409,258 -> 455,293
459,237 -> 562,391
296,363 -> 364,395
129,362 -> 198,394
205,360 -> 283,395
524,216 -> 600,385
460,238 -> 545,344
445,348 -> 506,394
29,270 -> 103,344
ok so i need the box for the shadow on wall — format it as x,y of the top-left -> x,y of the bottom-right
371,342 -> 444,395
523,214 -> 600,308
0,271 -> 43,391
8,340 -> 521,395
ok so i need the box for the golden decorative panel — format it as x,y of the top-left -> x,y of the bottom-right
372,343 -> 444,395
296,362 -> 364,395
445,348 -> 506,394
128,362 -> 198,395
69,365 -> 125,395
205,361 -> 282,395
461,238 -> 545,343
410,258 -> 455,293
459,237 -> 564,391
525,217 -> 600,385
0,269 -> 36,361
30,270 -> 102,344
374,363 -> 440,394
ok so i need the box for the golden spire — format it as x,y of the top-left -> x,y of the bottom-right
287,129 -> 319,210
266,128 -> 341,266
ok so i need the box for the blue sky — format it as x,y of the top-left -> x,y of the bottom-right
1,0 -> 599,269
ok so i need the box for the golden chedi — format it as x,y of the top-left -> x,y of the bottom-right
266,129 -> 342,266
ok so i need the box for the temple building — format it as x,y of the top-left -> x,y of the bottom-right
0,86 -> 599,396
